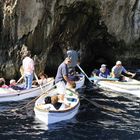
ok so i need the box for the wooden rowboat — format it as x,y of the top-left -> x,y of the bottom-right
92,76 -> 140,97
0,78 -> 54,102
74,73 -> 85,90
66,73 -> 85,90
34,88 -> 80,125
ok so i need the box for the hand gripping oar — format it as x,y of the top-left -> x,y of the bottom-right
76,64 -> 93,83
10,84 -> 56,113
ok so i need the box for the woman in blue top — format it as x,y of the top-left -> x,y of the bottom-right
99,64 -> 110,78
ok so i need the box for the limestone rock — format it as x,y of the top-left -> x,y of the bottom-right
0,0 -> 140,79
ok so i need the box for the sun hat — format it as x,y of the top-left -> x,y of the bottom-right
116,61 -> 122,65
10,79 -> 16,84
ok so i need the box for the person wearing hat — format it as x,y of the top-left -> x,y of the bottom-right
55,57 -> 74,101
63,46 -> 80,73
98,64 -> 110,78
9,79 -> 25,90
111,61 -> 136,81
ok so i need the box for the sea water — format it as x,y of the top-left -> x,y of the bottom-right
0,84 -> 140,140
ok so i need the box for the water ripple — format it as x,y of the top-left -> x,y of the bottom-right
0,89 -> 140,139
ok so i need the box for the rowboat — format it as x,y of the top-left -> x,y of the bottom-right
34,88 -> 80,125
0,78 -> 54,102
92,76 -> 140,97
74,73 -> 85,89
66,73 -> 85,90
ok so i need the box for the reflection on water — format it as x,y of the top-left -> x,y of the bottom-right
0,86 -> 140,139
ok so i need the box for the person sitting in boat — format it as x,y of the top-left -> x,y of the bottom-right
38,72 -> 48,85
9,79 -> 25,90
0,78 -> 8,88
98,64 -> 110,78
91,64 -> 110,78
68,69 -> 79,81
111,61 -> 136,81
44,96 -> 69,110
32,72 -> 48,86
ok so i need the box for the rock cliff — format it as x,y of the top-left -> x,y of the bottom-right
0,0 -> 140,79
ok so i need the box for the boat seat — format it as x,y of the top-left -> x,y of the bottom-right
37,104 -> 56,111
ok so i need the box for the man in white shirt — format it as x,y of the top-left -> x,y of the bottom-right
22,51 -> 34,89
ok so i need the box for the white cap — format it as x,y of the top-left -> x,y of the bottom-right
116,61 -> 122,65
0,78 -> 5,82
10,79 -> 16,84
101,64 -> 106,67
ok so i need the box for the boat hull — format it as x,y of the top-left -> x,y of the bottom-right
34,88 -> 80,125
75,73 -> 85,89
95,78 -> 140,97
67,73 -> 85,90
34,103 -> 80,125
0,78 -> 54,102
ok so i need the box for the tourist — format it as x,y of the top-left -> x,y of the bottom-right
0,78 -> 8,88
98,64 -> 110,78
22,50 -> 34,89
111,61 -> 136,81
68,69 -> 79,81
9,79 -> 24,90
37,72 -> 48,85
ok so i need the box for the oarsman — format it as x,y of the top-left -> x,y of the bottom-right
55,57 -> 74,101
22,51 -> 34,89
111,61 -> 136,81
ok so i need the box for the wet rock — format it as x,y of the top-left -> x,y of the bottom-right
0,0 -> 140,79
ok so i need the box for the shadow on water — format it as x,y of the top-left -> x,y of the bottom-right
1,82 -> 140,139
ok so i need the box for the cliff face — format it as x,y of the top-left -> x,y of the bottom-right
0,0 -> 140,79
98,0 -> 140,66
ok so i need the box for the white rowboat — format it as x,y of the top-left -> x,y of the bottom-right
94,76 -> 140,98
75,73 -> 85,89
34,88 -> 80,125
0,78 -> 54,102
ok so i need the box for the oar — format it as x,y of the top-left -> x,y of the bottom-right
34,72 -> 44,93
89,76 -> 118,81
79,94 -> 126,113
16,75 -> 24,84
67,88 -> 126,113
130,73 -> 136,79
76,64 -> 93,83
10,84 -> 56,112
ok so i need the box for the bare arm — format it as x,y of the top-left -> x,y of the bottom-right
63,75 -> 72,84
111,71 -> 115,78
126,71 -> 136,77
